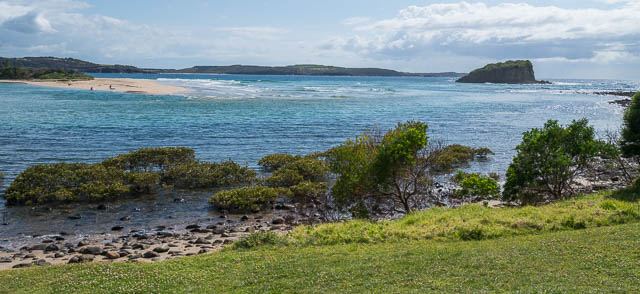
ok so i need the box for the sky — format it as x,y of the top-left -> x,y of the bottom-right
0,0 -> 639,79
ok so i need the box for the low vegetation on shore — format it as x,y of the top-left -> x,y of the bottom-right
0,62 -> 93,81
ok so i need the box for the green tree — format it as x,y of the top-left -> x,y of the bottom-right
621,92 -> 640,158
503,119 -> 607,204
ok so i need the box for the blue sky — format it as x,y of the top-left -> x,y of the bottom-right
0,0 -> 639,79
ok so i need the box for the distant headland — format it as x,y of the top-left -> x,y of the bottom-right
0,57 -> 466,77
456,60 -> 549,84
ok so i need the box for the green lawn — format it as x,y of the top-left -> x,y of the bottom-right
1,189 -> 639,293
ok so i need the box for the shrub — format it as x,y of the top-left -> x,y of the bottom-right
232,231 -> 288,249
163,160 -> 257,189
503,119 -> 609,204
102,147 -> 196,173
327,121 -> 493,213
3,163 -> 133,205
265,158 -> 328,188
258,154 -> 302,171
621,92 -> 640,158
452,170 -> 500,199
289,181 -> 328,204
209,186 -> 290,211
266,168 -> 304,188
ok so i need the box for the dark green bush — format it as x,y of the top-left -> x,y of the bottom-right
503,119 -> 609,204
265,158 -> 328,188
209,186 -> 291,211
163,160 -> 257,189
452,170 -> 500,199
431,145 -> 494,172
289,181 -> 328,204
621,92 -> 640,157
102,147 -> 196,173
258,154 -> 302,171
3,163 -> 133,205
266,168 -> 304,188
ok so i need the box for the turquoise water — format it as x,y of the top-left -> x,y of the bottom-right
0,74 -> 634,210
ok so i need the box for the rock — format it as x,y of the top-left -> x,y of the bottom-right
12,263 -> 32,269
143,251 -> 159,258
173,198 -> 185,203
77,240 -> 89,247
240,215 -> 249,221
41,239 -> 54,244
156,231 -> 175,238
132,243 -> 146,250
0,257 -> 12,263
118,250 -> 131,257
68,214 -> 82,220
284,214 -> 296,224
198,249 -> 208,254
45,244 -> 59,252
54,236 -> 65,241
104,251 -> 120,259
68,255 -> 93,264
120,216 -> 131,221
80,246 -> 103,255
456,60 -> 547,84
30,244 -> 48,251
54,252 -> 65,258
34,259 -> 51,266
221,232 -> 231,238
185,224 -> 200,230
153,246 -> 170,253
254,216 -> 263,220
271,217 -> 285,225
111,225 -> 124,231
223,239 -> 233,244
194,238 -> 210,245
96,204 -> 108,210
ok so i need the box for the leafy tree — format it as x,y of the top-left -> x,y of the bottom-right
503,119 -> 608,204
621,92 -> 640,158
452,170 -> 500,199
326,121 -> 492,213
209,186 -> 291,211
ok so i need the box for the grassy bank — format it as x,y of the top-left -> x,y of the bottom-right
287,189 -> 640,245
1,188 -> 639,293
0,222 -> 638,293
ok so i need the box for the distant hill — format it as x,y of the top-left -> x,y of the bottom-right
456,60 -> 548,84
0,57 -> 465,77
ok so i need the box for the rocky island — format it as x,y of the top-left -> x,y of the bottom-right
456,60 -> 547,84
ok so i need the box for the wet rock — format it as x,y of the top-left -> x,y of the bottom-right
240,215 -> 249,221
34,259 -> 51,266
153,246 -> 170,253
13,263 -> 32,269
41,239 -> 54,244
68,214 -> 82,220
143,251 -> 159,258
156,232 -> 175,238
96,204 -> 108,210
30,244 -> 48,251
80,246 -> 103,255
0,257 -> 12,263
120,216 -> 131,221
45,244 -> 59,252
54,236 -> 65,241
185,224 -> 200,230
111,225 -> 124,231
271,217 -> 285,225
173,198 -> 185,203
104,251 -> 120,259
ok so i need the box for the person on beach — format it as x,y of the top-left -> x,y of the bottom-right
109,85 -> 114,90
90,87 -> 94,91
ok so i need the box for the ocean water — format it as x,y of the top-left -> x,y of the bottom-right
0,74 -> 634,212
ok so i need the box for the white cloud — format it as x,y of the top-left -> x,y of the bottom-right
326,1 -> 640,65
343,17 -> 370,26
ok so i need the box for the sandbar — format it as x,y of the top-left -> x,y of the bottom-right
0,78 -> 187,95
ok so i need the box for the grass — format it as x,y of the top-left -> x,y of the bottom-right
287,189 -> 640,245
1,188 -> 639,293
0,222 -> 638,293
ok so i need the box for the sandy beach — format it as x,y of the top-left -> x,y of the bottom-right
0,78 -> 187,95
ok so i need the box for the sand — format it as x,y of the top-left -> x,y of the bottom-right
0,78 -> 187,95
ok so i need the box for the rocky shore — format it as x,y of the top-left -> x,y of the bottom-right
0,213 -> 295,270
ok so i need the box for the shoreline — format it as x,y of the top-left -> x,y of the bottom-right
0,78 -> 187,95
